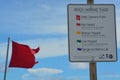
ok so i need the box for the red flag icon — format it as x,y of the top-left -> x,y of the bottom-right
76,23 -> 81,26
76,15 -> 80,20
9,41 -> 40,68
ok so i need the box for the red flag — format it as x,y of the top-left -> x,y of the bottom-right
9,41 -> 40,68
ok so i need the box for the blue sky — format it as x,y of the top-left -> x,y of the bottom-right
0,0 -> 120,80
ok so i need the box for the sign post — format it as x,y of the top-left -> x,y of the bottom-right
87,1 -> 97,80
90,62 -> 97,80
87,0 -> 94,4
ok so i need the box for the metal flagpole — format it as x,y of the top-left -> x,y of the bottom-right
87,0 -> 97,80
4,37 -> 10,80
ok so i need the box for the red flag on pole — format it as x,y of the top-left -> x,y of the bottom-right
9,41 -> 40,68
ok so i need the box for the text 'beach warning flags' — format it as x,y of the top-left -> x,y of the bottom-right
9,41 -> 40,68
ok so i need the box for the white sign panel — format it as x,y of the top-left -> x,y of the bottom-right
68,4 -> 117,62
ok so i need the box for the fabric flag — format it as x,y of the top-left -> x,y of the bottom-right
9,41 -> 40,68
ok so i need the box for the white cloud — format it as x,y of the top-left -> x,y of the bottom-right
105,74 -> 120,78
0,43 -> 9,60
68,77 -> 82,80
22,68 -> 63,80
0,64 -> 5,72
43,25 -> 67,34
23,25 -> 67,35
0,63 -> 12,73
28,68 -> 63,76
41,76 -> 64,80
0,42 -> 12,63
102,72 -> 120,78
40,4 -> 52,11
69,63 -> 89,69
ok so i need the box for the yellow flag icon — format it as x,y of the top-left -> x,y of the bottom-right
76,31 -> 81,35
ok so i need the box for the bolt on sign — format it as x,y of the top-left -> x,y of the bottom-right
67,4 -> 117,62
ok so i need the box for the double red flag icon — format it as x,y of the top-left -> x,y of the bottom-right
9,41 -> 40,68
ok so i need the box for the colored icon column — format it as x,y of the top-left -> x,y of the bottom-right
76,15 -> 82,52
